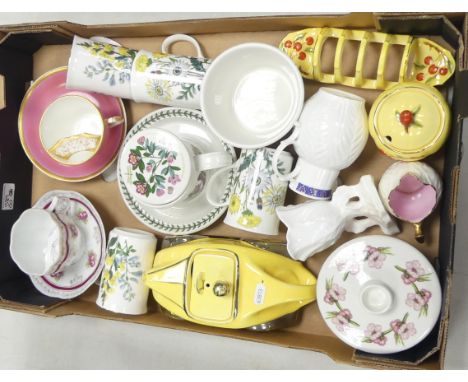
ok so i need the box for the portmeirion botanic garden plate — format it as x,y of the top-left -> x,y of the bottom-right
118,108 -> 236,235
317,235 -> 442,354
30,190 -> 106,299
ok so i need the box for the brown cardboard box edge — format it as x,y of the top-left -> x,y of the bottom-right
0,13 -> 466,370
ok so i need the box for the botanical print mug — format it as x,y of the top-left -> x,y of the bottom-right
130,34 -> 211,108
10,197 -> 84,276
67,35 -> 137,99
207,148 -> 293,235
97,228 -> 157,315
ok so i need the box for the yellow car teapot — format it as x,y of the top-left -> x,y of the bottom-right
144,238 -> 317,330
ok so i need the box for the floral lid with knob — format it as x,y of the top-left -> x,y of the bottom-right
317,235 -> 442,354
368,82 -> 450,161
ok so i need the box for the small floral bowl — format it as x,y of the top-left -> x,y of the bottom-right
317,235 -> 442,354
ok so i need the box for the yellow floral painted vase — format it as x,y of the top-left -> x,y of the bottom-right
279,28 -> 455,90
144,238 -> 317,329
368,82 -> 451,161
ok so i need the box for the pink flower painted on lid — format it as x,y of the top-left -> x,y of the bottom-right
137,136 -> 145,145
420,289 -> 432,303
406,292 -> 426,311
390,319 -> 417,340
402,273 -> 417,285
68,224 -> 79,237
331,309 -> 352,332
336,259 -> 359,275
324,283 -> 346,305
156,188 -> 165,197
167,154 -> 174,164
405,260 -> 425,279
367,251 -> 386,269
364,323 -> 387,346
146,164 -> 153,172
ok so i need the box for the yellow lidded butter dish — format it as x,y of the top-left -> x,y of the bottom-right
368,82 -> 450,161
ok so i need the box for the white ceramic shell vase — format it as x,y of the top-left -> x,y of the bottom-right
273,88 -> 368,199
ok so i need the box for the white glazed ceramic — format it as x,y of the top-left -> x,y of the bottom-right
273,88 -> 368,200
200,43 -> 304,149
317,235 -> 442,354
277,175 -> 399,261
28,190 -> 106,299
67,35 -> 135,99
97,227 -> 157,315
10,196 -> 85,276
119,124 -> 232,208
40,95 -> 123,165
118,108 -> 236,235
206,148 -> 293,235
379,161 -> 442,243
131,34 -> 210,108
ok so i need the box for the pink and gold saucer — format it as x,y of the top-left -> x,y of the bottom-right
19,66 -> 127,182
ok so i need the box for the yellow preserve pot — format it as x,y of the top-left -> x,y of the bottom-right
369,82 -> 450,161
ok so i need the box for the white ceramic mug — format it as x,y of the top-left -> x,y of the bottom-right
206,147 -> 293,235
131,34 -> 211,108
10,197 -> 84,276
67,35 -> 136,99
120,128 -> 232,208
272,88 -> 368,200
40,95 -> 124,165
97,228 -> 157,315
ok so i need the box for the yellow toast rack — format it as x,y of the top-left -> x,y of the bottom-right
280,28 -> 455,90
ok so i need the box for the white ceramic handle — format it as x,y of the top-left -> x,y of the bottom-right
44,196 -> 59,212
90,36 -> 121,46
205,162 -> 238,207
105,115 -> 125,128
195,152 -> 233,172
161,34 -> 204,58
272,128 -> 300,182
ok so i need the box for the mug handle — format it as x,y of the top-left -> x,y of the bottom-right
195,152 -> 233,172
272,127 -> 301,182
161,34 -> 204,58
205,162 -> 238,207
90,36 -> 121,47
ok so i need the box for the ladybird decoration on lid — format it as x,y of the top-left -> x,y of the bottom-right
368,82 -> 451,161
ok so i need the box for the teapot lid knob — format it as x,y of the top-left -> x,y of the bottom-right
213,281 -> 230,297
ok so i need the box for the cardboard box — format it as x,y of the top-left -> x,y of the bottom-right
1,13 -> 467,369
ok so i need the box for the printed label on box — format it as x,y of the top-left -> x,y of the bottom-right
2,183 -> 15,210
254,282 -> 266,305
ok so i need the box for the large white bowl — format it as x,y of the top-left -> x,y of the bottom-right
200,43 -> 304,149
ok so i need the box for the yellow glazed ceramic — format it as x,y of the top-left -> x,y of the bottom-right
369,82 -> 450,161
279,28 -> 455,89
144,238 -> 317,329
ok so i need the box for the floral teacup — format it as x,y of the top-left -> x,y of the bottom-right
131,34 -> 211,108
207,148 -> 293,235
10,196 -> 84,276
120,126 -> 232,208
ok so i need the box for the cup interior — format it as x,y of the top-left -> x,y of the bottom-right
40,95 -> 105,165
388,174 -> 437,223
10,209 -> 62,276
201,43 -> 304,148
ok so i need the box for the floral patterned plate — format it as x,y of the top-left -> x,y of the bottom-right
317,235 -> 442,354
30,190 -> 106,299
118,108 -> 236,235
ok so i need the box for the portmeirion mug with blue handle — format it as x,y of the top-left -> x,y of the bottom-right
66,34 -> 210,108
206,147 -> 293,235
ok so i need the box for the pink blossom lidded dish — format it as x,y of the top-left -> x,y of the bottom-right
317,235 -> 441,354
